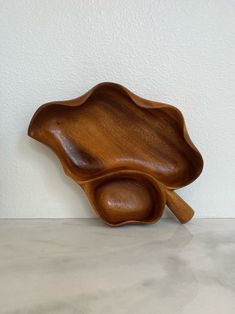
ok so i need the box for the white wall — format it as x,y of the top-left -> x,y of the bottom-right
1,0 -> 235,218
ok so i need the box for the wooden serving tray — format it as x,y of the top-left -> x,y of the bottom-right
28,82 -> 203,226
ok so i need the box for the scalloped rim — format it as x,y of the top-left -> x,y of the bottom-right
28,82 -> 204,190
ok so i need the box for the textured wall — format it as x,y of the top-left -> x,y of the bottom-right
1,0 -> 235,218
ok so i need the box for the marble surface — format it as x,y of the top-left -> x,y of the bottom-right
0,219 -> 234,314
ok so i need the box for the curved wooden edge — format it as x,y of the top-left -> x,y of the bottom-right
28,82 -> 203,190
166,190 -> 194,224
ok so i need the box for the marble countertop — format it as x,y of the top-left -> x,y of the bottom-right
0,218 -> 234,314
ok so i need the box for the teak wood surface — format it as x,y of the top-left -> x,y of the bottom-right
28,82 -> 203,226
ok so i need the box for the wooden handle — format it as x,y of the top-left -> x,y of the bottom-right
166,190 -> 194,224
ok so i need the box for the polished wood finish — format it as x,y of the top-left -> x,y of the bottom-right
28,82 -> 203,226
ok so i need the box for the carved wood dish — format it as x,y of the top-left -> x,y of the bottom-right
28,82 -> 203,226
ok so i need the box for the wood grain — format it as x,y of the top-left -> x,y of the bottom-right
28,82 -> 203,226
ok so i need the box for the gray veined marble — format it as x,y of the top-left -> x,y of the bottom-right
0,219 -> 235,314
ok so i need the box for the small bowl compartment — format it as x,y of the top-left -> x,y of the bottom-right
82,172 -> 166,226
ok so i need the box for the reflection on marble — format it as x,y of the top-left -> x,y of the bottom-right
0,219 -> 234,314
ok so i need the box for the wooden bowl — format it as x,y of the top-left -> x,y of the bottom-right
28,82 -> 203,226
